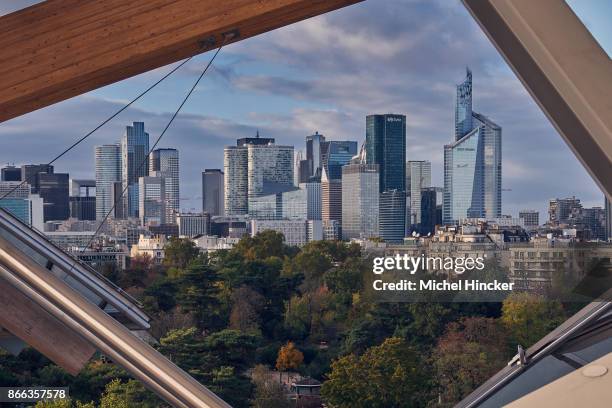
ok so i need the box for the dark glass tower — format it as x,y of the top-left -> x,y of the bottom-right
455,68 -> 473,140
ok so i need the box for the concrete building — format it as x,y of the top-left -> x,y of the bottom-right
1,165 -> 21,181
192,235 -> 240,253
250,219 -> 311,247
177,212 -> 211,238
69,179 -> 96,221
407,160 -> 431,229
548,196 -> 582,225
130,234 -> 167,264
519,210 -> 540,229
321,167 -> 342,225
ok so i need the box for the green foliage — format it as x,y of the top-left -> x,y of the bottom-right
99,378 -> 163,408
233,230 -> 288,260
163,237 -> 201,269
322,337 -> 428,408
501,292 -> 566,348
174,259 -> 221,330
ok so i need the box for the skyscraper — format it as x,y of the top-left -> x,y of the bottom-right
224,145 -> 248,215
443,69 -> 502,224
321,140 -> 358,180
69,179 -> 96,221
341,163 -> 380,240
121,122 -> 149,218
1,165 -> 21,182
21,164 -> 53,190
224,133 -> 294,216
0,181 -> 44,230
202,169 -> 224,216
305,131 -> 326,180
139,173 -> 166,226
321,167 -> 342,224
21,164 -> 69,221
95,144 -> 121,221
150,148 -> 179,223
366,114 -> 407,242
420,187 -> 438,235
407,160 -> 432,227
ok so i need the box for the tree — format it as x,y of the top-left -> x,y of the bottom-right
276,342 -> 304,381
321,337 -> 428,408
233,230 -> 287,260
99,379 -> 163,408
432,317 -> 511,406
501,292 -> 566,348
174,258 -> 221,330
251,365 -> 290,408
163,237 -> 201,269
229,286 -> 265,334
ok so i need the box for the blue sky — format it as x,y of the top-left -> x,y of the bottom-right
0,0 -> 609,217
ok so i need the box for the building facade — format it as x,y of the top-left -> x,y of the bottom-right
519,210 -> 540,229
69,179 -> 96,221
150,148 -> 179,223
341,163 -> 380,240
224,145 -> 248,215
177,212 -> 211,238
95,144 -> 121,221
443,69 -> 502,224
407,160 -> 432,228
121,122 -> 150,218
138,174 -> 166,226
202,169 -> 224,216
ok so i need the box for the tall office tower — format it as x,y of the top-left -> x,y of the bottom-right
69,179 -> 96,221
321,140 -> 358,180
139,173 -> 166,226
121,122 -> 150,218
321,167 -> 342,224
237,131 -> 274,147
202,169 -> 224,216
548,196 -> 582,225
305,131 -> 326,180
519,210 -> 540,229
406,161 -> 432,227
20,164 -> 54,192
112,181 -> 126,219
38,173 -> 70,221
224,146 -> 248,215
605,196 -> 612,241
1,165 -> 21,181
302,182 -> 322,220
247,143 -> 294,204
150,148 -> 179,223
366,114 -> 407,242
443,69 -> 502,224
420,187 -> 438,235
176,212 -> 211,238
341,163 -> 380,240
95,144 -> 121,221
0,182 -> 44,230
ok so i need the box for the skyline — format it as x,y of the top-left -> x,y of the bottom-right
0,0 -> 609,219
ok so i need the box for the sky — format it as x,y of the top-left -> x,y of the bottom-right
0,0 -> 609,218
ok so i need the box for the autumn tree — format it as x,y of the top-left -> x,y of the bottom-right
163,237 -> 201,269
251,365 -> 290,408
432,317 -> 511,406
321,337 -> 428,408
229,286 -> 265,334
501,292 -> 566,348
276,342 -> 304,381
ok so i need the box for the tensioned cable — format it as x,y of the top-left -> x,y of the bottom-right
0,56 -> 194,201
74,43 -> 225,271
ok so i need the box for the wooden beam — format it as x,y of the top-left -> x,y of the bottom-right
0,0 -> 362,123
463,0 -> 612,199
0,276 -> 96,375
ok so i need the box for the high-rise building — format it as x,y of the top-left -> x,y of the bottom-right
38,173 -> 70,221
248,183 -> 320,221
379,189 -> 406,242
224,146 -> 248,216
443,69 -> 502,224
150,148 -> 179,223
202,169 -> 224,216
95,144 -> 122,221
548,196 -> 582,225
21,164 -> 53,190
305,131 -> 326,180
321,140 -> 358,180
366,114 -> 407,241
341,163 -> 379,240
224,134 -> 293,216
1,165 -> 21,182
407,161 -> 431,227
138,174 -> 165,226
321,167 -> 342,224
69,179 -> 96,221
420,187 -> 438,235
519,210 -> 540,229
0,181 -> 44,230
237,131 -> 274,147
121,122 -> 150,218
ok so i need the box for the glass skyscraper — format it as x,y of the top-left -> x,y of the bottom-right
341,163 -> 380,240
322,140 -> 358,180
407,160 -> 432,227
95,144 -> 121,221
443,69 -> 502,224
121,122 -> 150,218
202,169 -> 224,216
150,148 -> 179,223
365,114 -> 407,242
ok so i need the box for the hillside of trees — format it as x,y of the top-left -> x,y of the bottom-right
0,231 -> 573,407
